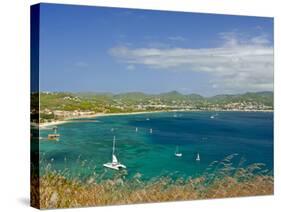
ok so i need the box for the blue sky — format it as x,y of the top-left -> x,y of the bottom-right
38,3 -> 273,96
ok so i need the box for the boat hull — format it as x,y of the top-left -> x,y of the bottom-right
103,163 -> 126,170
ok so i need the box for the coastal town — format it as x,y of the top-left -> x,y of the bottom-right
33,91 -> 273,124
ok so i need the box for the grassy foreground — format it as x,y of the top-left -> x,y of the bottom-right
31,155 -> 273,209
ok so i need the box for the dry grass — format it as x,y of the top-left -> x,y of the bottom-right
31,155 -> 273,209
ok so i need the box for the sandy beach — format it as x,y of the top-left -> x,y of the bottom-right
39,111 -> 164,128
39,120 -> 70,128
39,109 -> 273,129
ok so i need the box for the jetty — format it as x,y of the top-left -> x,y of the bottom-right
48,126 -> 60,141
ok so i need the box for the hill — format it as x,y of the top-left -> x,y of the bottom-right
38,91 -> 273,121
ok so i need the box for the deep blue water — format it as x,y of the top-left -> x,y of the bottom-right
39,112 -> 273,180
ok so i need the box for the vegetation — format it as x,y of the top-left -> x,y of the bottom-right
31,155 -> 273,209
38,91 -> 273,119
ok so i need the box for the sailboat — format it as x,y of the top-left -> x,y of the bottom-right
210,113 -> 219,119
175,146 -> 182,157
103,136 -> 126,170
196,153 -> 200,161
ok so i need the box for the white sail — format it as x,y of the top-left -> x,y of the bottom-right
196,153 -> 200,161
112,136 -> 119,163
112,136 -> 116,155
112,154 -> 118,163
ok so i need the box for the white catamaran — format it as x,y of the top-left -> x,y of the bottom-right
175,146 -> 182,157
103,136 -> 126,170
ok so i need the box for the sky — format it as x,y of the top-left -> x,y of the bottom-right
38,3 -> 274,96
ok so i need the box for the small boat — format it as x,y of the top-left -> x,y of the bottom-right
175,146 -> 182,157
150,128 -> 153,134
210,113 -> 219,119
111,128 -> 114,132
103,136 -> 126,170
146,118 -> 150,121
48,126 -> 60,141
196,153 -> 200,161
135,127 -> 138,132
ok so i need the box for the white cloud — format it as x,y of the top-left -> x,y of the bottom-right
250,35 -> 270,45
109,33 -> 273,93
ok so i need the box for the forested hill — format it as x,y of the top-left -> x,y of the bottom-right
38,91 -> 273,112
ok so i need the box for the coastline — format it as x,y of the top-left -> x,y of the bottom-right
39,109 -> 273,129
39,111 -> 163,128
92,110 -> 164,118
39,120 -> 70,129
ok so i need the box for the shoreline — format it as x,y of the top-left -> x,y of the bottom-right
92,110 -> 164,118
39,120 -> 70,128
39,109 -> 273,129
39,111 -> 163,128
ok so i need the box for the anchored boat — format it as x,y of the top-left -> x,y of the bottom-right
103,136 -> 126,170
175,146 -> 182,157
210,113 -> 219,119
196,153 -> 200,161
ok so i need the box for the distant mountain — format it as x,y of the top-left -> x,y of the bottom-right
39,90 -> 273,112
159,90 -> 183,97
114,92 -> 147,99
186,93 -> 204,101
157,91 -> 186,102
76,92 -> 114,98
208,91 -> 273,106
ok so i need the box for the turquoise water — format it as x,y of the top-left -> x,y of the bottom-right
39,112 -> 273,180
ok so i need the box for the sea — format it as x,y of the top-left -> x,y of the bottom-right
38,111 -> 273,181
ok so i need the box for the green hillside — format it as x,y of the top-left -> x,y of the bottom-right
39,91 -> 273,114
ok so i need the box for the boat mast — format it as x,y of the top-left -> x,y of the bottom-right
112,136 -> 116,156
